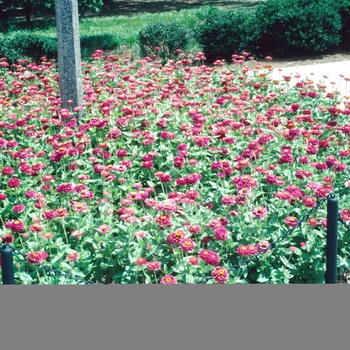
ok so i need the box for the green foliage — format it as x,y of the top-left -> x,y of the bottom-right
0,31 -> 57,62
80,33 -> 119,58
138,20 -> 191,64
0,0 -> 104,19
195,7 -> 262,61
255,0 -> 343,57
337,0 -> 350,46
0,31 -> 119,63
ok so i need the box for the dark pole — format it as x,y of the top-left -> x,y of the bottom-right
1,245 -> 15,284
325,196 -> 338,284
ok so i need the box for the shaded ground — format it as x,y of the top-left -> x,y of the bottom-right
1,0 -> 261,20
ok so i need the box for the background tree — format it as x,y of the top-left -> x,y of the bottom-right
0,0 -> 104,25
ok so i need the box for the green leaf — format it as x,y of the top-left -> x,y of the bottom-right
280,256 -> 295,270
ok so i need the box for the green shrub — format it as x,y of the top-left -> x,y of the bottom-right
255,0 -> 343,57
0,31 -> 57,63
138,21 -> 191,64
195,7 -> 262,62
0,31 -> 119,63
337,0 -> 350,46
80,33 -> 119,58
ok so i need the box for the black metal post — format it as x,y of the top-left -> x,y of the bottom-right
1,244 -> 15,284
325,196 -> 338,284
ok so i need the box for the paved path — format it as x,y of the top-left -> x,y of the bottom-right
270,60 -> 350,98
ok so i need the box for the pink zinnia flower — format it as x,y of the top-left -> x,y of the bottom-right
257,241 -> 271,253
236,245 -> 250,256
27,250 -> 48,265
67,252 -> 79,261
70,229 -> 85,239
72,202 -> 88,212
188,224 -> 201,234
246,244 -> 258,255
221,195 -> 235,206
302,196 -> 316,208
135,257 -> 147,266
97,224 -> 111,234
320,218 -> 327,228
156,214 -> 172,228
206,251 -> 221,266
1,166 -> 14,176
252,206 -> 268,218
179,238 -> 196,252
9,220 -> 25,233
160,275 -> 178,284
12,204 -> 25,213
188,256 -> 199,265
8,177 -> 21,188
308,218 -> 318,227
212,266 -> 229,284
134,231 -> 147,239
29,223 -> 44,233
214,227 -> 229,241
284,216 -> 298,227
41,232 -> 54,239
147,260 -> 161,271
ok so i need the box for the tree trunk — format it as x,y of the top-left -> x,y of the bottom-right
24,1 -> 31,25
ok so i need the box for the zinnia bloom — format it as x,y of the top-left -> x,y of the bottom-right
257,241 -> 271,252
147,260 -> 161,271
236,245 -> 250,256
72,202 -> 88,212
9,220 -> 25,233
8,177 -> 21,188
179,238 -> 196,252
67,252 -> 79,261
2,233 -> 15,244
12,204 -> 25,213
302,196 -> 316,208
284,216 -> 298,227
27,250 -> 48,265
135,257 -> 147,266
212,266 -> 229,284
252,206 -> 268,218
214,227 -> 229,241
97,224 -> 111,234
160,275 -> 178,284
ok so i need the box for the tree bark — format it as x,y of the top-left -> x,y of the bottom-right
24,1 -> 31,25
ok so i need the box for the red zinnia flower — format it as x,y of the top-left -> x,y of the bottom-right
27,251 -> 48,265
2,233 -> 15,244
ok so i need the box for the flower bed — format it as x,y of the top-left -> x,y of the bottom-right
1,50 -> 350,284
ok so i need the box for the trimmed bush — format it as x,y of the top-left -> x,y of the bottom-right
80,33 -> 120,58
195,7 -> 262,61
0,32 -> 57,63
337,0 -> 350,46
0,31 -> 119,63
255,0 -> 343,57
138,20 -> 191,64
